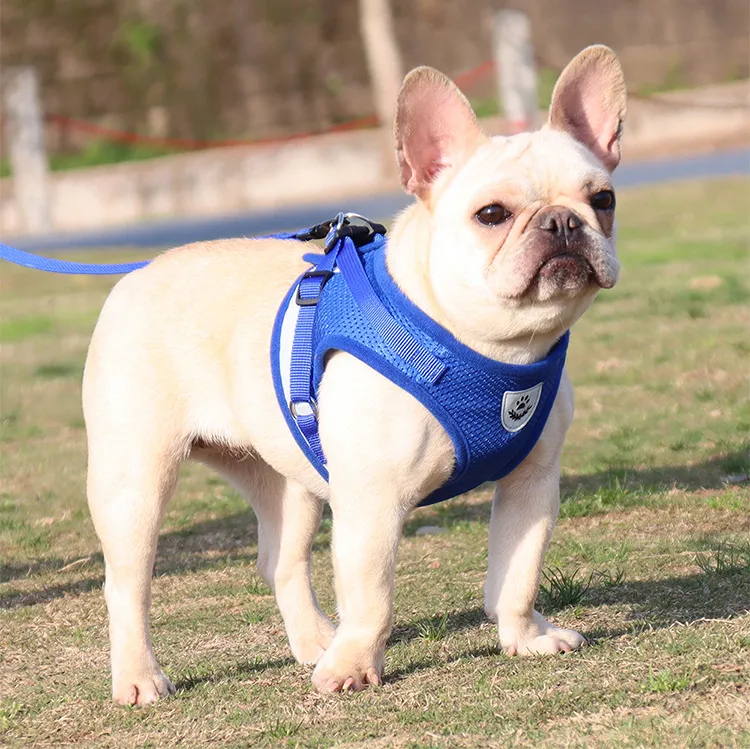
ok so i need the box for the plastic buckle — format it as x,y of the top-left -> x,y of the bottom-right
323,213 -> 387,253
295,221 -> 335,242
295,269 -> 334,306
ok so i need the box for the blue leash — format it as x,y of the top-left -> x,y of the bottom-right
0,228 -> 304,275
0,241 -> 151,275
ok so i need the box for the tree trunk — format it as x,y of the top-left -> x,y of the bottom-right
358,0 -> 403,180
3,67 -> 51,232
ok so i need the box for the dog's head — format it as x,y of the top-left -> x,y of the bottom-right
392,46 -> 627,354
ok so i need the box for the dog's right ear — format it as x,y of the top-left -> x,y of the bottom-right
394,67 -> 486,202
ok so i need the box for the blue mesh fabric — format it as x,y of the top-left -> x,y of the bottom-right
296,234 -> 570,506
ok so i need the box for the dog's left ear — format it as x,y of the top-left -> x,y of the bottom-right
547,45 -> 627,172
394,66 -> 486,201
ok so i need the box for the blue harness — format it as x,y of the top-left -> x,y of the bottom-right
0,215 -> 568,507
271,215 -> 569,506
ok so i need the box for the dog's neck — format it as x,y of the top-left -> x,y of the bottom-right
385,203 -> 565,366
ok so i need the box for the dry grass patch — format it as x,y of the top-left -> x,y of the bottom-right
1,177 -> 748,747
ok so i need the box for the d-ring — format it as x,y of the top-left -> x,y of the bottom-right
289,399 -> 318,419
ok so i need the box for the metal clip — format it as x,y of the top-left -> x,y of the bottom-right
289,398 -> 318,419
323,213 -> 387,253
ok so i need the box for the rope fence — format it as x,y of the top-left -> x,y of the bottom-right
40,54 -> 746,155
41,60 -> 496,153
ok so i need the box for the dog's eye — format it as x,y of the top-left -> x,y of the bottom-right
591,190 -> 615,211
476,204 -> 511,226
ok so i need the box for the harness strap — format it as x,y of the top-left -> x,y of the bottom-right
336,239 -> 446,384
286,234 -> 447,467
288,242 -> 341,466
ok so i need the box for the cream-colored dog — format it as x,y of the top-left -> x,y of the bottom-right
83,45 -> 626,704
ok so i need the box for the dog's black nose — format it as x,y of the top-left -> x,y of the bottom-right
537,207 -> 583,237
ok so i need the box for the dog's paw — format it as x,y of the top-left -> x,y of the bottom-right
312,663 -> 382,693
498,610 -> 586,656
288,614 -> 336,665
113,671 -> 176,706
310,640 -> 383,693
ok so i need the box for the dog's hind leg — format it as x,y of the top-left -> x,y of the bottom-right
192,449 -> 335,664
86,429 -> 183,706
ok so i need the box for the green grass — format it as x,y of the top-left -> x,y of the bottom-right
695,543 -> 750,576
539,567 -> 595,610
416,612 -> 450,642
0,315 -> 55,342
643,669 -> 691,694
0,177 -> 749,747
0,141 -> 180,179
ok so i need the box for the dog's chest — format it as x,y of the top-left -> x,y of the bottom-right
271,235 -> 569,506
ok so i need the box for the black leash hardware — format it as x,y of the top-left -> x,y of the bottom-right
323,213 -> 387,253
294,221 -> 335,242
294,213 -> 386,250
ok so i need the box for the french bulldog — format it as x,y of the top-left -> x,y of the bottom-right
83,45 -> 626,704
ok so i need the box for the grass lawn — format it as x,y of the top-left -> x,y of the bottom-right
1,177 -> 749,747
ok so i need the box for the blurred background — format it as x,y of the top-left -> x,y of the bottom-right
0,0 -> 748,239
2,0 -> 749,145
1,4 -> 749,743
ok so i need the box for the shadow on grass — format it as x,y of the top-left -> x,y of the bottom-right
387,644 -> 503,685
560,446 -> 748,497
3,566 -> 746,687
0,575 -> 105,609
390,607 -> 487,646
385,568 -> 748,681
1,558 -> 80,582
3,448 -> 746,609
0,508 -> 327,604
389,568 -> 748,651
406,447 -> 749,532
174,656 -> 296,693
585,568 -> 750,624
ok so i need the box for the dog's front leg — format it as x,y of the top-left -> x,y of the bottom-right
310,354 -> 453,692
310,480 -> 406,692
484,378 -> 586,655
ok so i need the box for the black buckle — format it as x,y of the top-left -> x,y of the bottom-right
296,213 -> 386,249
324,213 -> 387,252
294,221 -> 335,242
295,269 -> 334,306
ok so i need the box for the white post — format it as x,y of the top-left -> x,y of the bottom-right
358,0 -> 403,179
493,10 -> 538,133
3,67 -> 52,232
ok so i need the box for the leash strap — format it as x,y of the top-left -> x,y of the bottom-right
0,231 -> 303,275
0,242 -> 150,275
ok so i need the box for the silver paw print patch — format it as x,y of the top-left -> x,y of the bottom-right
501,383 -> 544,433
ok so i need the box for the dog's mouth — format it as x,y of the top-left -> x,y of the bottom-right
538,252 -> 592,278
533,246 -> 614,292
490,231 -> 618,302
528,248 -> 594,293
